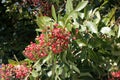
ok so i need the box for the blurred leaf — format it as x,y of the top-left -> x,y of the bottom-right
117,25 -> 120,38
85,21 -> 98,33
72,19 -> 79,28
80,72 -> 95,80
99,0 -> 108,9
8,59 -> 18,65
84,5 -> 93,19
100,27 -> 111,34
35,64 -> 41,71
32,70 -> 39,78
76,39 -> 86,47
69,61 -> 80,74
64,11 -> 77,24
79,12 -> 84,19
66,23 -> 72,31
47,71 -> 52,77
102,7 -> 116,26
72,65 -> 80,74
51,5 -> 57,21
36,16 -> 53,29
94,11 -> 101,24
35,28 -> 42,32
100,27 -> 115,36
75,1 -> 88,11
66,0 -> 73,14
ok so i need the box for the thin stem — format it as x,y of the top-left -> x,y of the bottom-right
14,54 -> 19,64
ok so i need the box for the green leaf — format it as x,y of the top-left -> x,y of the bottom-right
31,70 -> 39,78
64,11 -> 76,24
102,7 -> 116,26
84,5 -> 92,19
76,39 -> 86,47
94,11 -> 101,24
47,71 -> 52,77
66,23 -> 72,31
29,76 -> 35,80
72,19 -> 79,28
79,12 -> 84,19
36,16 -> 53,29
69,61 -> 80,74
100,27 -> 115,36
35,64 -> 41,71
80,72 -> 95,80
72,65 -> 80,74
100,27 -> 111,34
51,5 -> 57,21
66,0 -> 73,14
85,21 -> 98,33
58,20 -> 65,27
35,28 -> 42,32
117,25 -> 120,38
8,59 -> 18,65
75,1 -> 88,11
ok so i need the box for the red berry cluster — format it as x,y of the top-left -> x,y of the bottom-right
50,28 -> 70,54
0,64 -> 31,80
23,34 -> 48,61
0,64 -> 14,80
15,65 -> 31,79
111,71 -> 120,78
23,26 -> 70,61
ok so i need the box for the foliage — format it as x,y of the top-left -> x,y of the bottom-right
29,0 -> 120,80
1,0 -> 120,80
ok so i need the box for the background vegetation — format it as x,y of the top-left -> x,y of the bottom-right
0,0 -> 120,80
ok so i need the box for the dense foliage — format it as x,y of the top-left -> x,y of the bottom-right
0,0 -> 120,80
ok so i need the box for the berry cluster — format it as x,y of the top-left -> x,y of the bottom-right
111,71 -> 120,78
23,27 -> 70,61
23,34 -> 48,61
50,28 -> 70,54
0,64 -> 31,80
